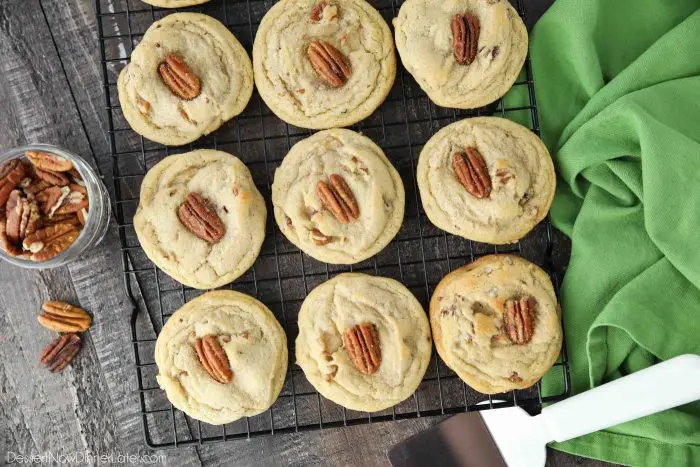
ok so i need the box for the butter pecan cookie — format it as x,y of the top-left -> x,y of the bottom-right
155,290 -> 287,425
134,150 -> 266,289
118,13 -> 253,145
394,0 -> 527,109
272,129 -> 404,264
296,273 -> 432,412
417,117 -> 555,244
253,0 -> 396,129
430,255 -> 562,394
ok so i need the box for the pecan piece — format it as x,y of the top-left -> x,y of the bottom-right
308,40 -> 351,88
310,0 -> 338,21
0,216 -> 25,257
40,334 -> 81,372
23,223 -> 79,261
54,190 -> 89,215
42,212 -> 82,227
23,179 -> 50,196
38,300 -> 92,333
39,186 -> 71,217
453,148 -> 492,199
317,174 -> 359,224
77,208 -> 88,226
0,159 -> 26,208
6,190 -> 39,243
158,54 -> 202,100
35,167 -> 70,186
26,151 -> 73,172
452,13 -> 480,65
311,228 -> 333,245
504,296 -> 536,345
195,335 -> 233,384
342,323 -> 381,374
177,192 -> 225,243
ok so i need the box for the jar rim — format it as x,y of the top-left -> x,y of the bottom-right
0,144 -> 110,269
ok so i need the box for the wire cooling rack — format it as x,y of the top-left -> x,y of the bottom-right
95,0 -> 570,448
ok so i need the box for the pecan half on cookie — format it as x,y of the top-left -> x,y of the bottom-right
504,296 -> 536,345
453,148 -> 492,199
307,40 -> 352,88
158,54 -> 202,100
195,335 -> 234,384
317,174 -> 359,224
343,323 -> 381,374
452,13 -> 480,65
177,192 -> 226,243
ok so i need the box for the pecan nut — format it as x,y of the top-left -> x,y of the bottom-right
310,0 -> 338,21
40,334 -> 81,372
195,335 -> 233,384
38,300 -> 92,333
0,216 -> 25,257
39,186 -> 71,217
452,13 -> 480,65
342,323 -> 381,374
0,159 -> 26,207
6,190 -> 39,243
310,228 -> 333,245
504,296 -> 536,345
308,40 -> 351,88
317,174 -> 359,224
23,223 -> 80,261
26,151 -> 73,172
55,190 -> 89,216
453,148 -> 492,199
35,167 -> 70,186
177,192 -> 226,243
158,54 -> 202,100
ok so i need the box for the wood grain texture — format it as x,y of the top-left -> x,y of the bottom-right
0,0 -> 614,466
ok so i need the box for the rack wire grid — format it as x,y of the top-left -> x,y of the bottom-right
96,0 -> 571,449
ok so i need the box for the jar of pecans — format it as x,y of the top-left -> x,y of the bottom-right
0,144 -> 110,268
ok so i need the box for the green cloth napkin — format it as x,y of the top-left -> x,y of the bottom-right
530,0 -> 700,465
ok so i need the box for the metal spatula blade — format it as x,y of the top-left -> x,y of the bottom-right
387,355 -> 700,467
386,406 -> 544,467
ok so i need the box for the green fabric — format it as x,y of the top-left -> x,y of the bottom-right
530,0 -> 700,465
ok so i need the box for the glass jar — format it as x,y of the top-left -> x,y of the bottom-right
0,144 -> 111,269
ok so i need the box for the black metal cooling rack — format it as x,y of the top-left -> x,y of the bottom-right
95,0 -> 571,449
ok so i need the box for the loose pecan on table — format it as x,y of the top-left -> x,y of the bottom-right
40,334 -> 82,373
307,40 -> 351,88
177,192 -> 226,243
452,13 -> 480,65
342,323 -> 381,374
317,174 -> 359,224
38,300 -> 92,333
158,54 -> 202,100
195,335 -> 233,384
504,296 -> 536,345
453,148 -> 492,199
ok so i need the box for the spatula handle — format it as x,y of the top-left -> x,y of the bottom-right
539,354 -> 700,443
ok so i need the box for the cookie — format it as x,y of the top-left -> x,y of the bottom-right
296,273 -> 432,412
134,149 -> 266,289
253,0 -> 396,129
155,290 -> 288,425
430,255 -> 562,394
118,13 -> 253,146
272,129 -> 404,264
417,117 -> 555,244
394,0 -> 527,109
141,0 -> 210,7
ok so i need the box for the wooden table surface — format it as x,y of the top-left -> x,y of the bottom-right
0,0 -> 614,465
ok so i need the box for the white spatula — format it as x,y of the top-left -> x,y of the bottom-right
387,354 -> 700,467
